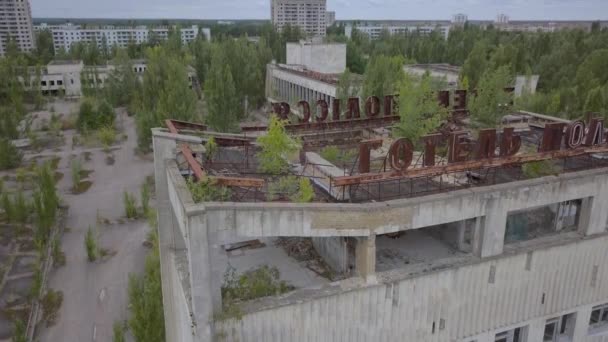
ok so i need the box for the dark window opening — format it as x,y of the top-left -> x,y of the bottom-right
505,200 -> 582,244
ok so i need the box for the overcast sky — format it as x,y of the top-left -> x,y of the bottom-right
31,0 -> 608,21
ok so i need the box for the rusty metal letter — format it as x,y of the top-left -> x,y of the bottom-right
388,138 -> 414,171
365,96 -> 380,118
566,120 -> 585,149
346,97 -> 361,120
384,95 -> 398,116
358,139 -> 383,173
298,101 -> 311,123
332,98 -> 341,121
448,132 -> 470,163
476,129 -> 497,160
422,134 -> 443,167
315,100 -> 329,122
540,123 -> 566,152
273,102 -> 290,121
584,118 -> 605,146
499,127 -> 521,156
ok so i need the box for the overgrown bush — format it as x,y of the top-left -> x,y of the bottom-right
84,226 -> 98,262
113,321 -> 126,342
294,178 -> 314,203
98,126 -> 117,150
123,191 -> 138,218
128,229 -> 165,342
52,237 -> 66,267
186,178 -> 231,203
256,116 -> 301,174
221,265 -> 293,303
268,176 -> 314,202
12,319 -> 26,342
522,160 -> 558,179
319,146 -> 357,165
205,137 -> 218,161
0,138 -> 22,170
41,289 -> 63,326
32,164 -> 59,248
78,98 -> 115,131
268,176 -> 299,201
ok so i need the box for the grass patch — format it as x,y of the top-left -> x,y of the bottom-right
123,191 -> 138,219
79,169 -> 93,179
49,157 -> 61,170
72,181 -> 92,194
54,172 -> 64,183
84,226 -> 98,262
222,265 -> 293,302
41,289 -> 63,327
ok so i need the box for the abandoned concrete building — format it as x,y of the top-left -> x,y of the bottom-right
153,103 -> 608,342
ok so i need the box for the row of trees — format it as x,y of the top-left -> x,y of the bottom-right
329,23 -> 608,120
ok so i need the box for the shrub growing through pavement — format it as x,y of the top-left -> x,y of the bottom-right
123,191 -> 138,219
84,226 -> 98,262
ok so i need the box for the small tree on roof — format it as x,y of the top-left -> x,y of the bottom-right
256,115 -> 301,175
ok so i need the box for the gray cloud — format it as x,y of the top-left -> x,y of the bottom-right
31,0 -> 608,20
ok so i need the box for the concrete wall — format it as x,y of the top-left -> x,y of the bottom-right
194,167 -> 608,246
286,42 -> 346,74
311,237 -> 350,274
216,233 -> 608,342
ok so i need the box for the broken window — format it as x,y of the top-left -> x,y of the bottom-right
495,326 -> 526,342
376,220 -> 473,273
505,200 -> 581,244
590,304 -> 608,330
544,313 -> 575,342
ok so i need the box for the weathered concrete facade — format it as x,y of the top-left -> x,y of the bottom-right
286,42 -> 346,74
153,130 -> 608,342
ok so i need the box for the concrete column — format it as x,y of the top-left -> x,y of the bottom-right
472,217 -> 484,257
152,133 -> 181,342
572,305 -> 593,342
187,214 -> 215,341
480,197 -> 508,258
526,317 -> 547,341
355,234 -> 376,283
456,220 -> 467,251
579,190 -> 608,235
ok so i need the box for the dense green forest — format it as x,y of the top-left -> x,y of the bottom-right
328,22 -> 608,120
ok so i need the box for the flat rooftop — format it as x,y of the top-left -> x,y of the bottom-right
166,110 -> 608,204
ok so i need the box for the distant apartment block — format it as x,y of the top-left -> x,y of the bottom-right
326,11 -> 336,27
271,0 -> 327,37
452,13 -> 468,25
33,23 -> 211,52
0,0 -> 35,56
496,13 -> 510,25
345,21 -> 451,40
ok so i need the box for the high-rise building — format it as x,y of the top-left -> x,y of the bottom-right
271,0 -> 327,37
0,0 -> 35,56
496,13 -> 510,25
326,11 -> 336,27
452,13 -> 468,25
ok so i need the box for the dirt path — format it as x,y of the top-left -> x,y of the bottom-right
38,111 -> 153,342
